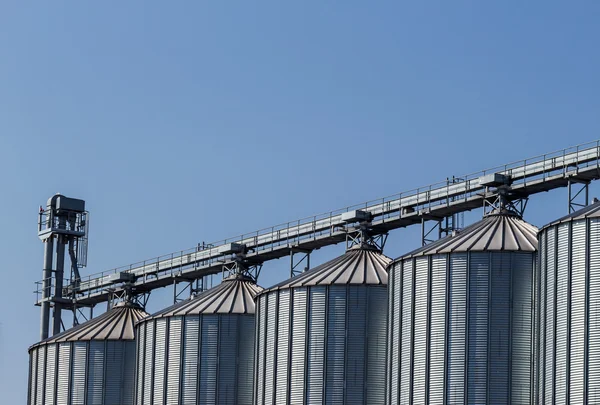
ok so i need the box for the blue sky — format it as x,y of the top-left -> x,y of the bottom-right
1,1 -> 600,402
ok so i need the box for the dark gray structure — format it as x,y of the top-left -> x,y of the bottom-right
134,274 -> 262,405
254,245 -> 390,405
28,302 -> 148,405
534,200 -> 600,404
387,209 -> 538,405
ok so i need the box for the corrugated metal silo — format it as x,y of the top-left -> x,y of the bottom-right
533,200 -> 600,404
254,244 -> 391,405
134,273 -> 262,405
386,209 -> 537,405
27,301 -> 148,405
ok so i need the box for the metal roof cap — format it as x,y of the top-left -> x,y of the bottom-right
540,199 -> 600,232
396,211 -> 538,261
257,246 -> 391,297
29,304 -> 149,351
141,275 -> 263,321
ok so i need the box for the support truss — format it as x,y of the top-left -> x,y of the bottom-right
172,276 -> 211,304
568,177 -> 590,213
483,187 -> 529,217
290,248 -> 311,277
222,258 -> 262,281
345,225 -> 388,252
105,285 -> 151,310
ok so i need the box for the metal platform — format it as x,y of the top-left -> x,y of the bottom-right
35,140 -> 600,308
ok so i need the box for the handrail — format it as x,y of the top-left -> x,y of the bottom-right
34,139 -> 600,304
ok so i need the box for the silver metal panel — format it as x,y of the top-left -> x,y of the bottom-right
400,259 -> 413,405
325,286 -> 346,405
45,344 -> 56,405
275,290 -> 290,405
389,264 -> 401,405
429,255 -> 447,405
366,286 -> 387,404
217,316 -> 236,405
36,345 -> 44,405
570,220 -> 586,403
255,296 -> 266,405
467,252 -> 489,405
143,322 -> 154,405
555,223 -> 569,404
511,253 -> 533,404
413,257 -> 428,404
57,343 -> 70,405
166,317 -> 182,405
289,288 -> 307,403
536,231 -> 546,404
87,341 -> 105,405
544,226 -> 556,405
153,319 -> 167,405
136,322 -> 146,405
122,341 -> 136,405
447,253 -> 467,404
71,342 -> 87,405
237,316 -> 255,405
257,266 -> 387,404
264,295 -> 276,405
182,317 -> 199,405
29,348 -> 38,405
307,287 -> 326,403
589,219 -> 600,403
346,286 -> 366,404
489,253 -> 510,403
105,341 -> 124,405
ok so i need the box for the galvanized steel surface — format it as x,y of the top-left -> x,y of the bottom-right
28,304 -> 147,405
254,247 -> 390,405
533,202 -> 600,404
387,213 -> 537,405
135,276 -> 261,405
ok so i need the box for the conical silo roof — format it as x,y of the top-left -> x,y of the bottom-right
541,199 -> 600,230
259,245 -> 391,295
399,209 -> 538,259
29,301 -> 148,351
145,274 -> 263,319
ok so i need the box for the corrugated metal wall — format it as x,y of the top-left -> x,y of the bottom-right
535,218 -> 600,404
387,251 -> 534,405
135,314 -> 255,405
254,284 -> 387,405
28,340 -> 136,405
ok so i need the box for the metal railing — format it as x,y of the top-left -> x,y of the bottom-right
34,140 -> 600,305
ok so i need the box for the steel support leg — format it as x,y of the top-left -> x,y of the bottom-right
568,178 -> 589,213
290,248 -> 311,277
40,237 -> 54,340
421,217 -> 441,246
53,237 -> 66,335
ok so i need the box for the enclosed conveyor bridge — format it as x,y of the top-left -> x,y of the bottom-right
35,140 -> 600,309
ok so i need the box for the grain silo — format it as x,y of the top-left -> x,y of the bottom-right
134,273 -> 262,405
533,200 -> 600,404
387,208 -> 537,405
254,244 -> 390,405
27,301 -> 148,405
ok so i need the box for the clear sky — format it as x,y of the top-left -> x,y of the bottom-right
1,1 -> 600,402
